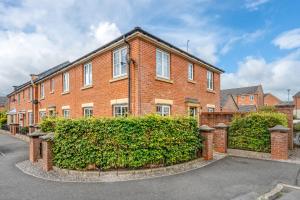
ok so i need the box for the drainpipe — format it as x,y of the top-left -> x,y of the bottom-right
124,36 -> 132,115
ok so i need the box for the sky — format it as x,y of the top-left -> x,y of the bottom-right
0,0 -> 299,100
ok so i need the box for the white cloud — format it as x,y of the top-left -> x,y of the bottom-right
222,50 -> 300,100
90,22 -> 121,45
273,28 -> 300,50
245,0 -> 270,10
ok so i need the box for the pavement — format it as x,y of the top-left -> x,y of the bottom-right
1,132 -> 300,200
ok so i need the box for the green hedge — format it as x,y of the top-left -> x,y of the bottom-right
228,111 -> 288,152
0,111 -> 7,128
40,117 -> 59,132
51,115 -> 201,170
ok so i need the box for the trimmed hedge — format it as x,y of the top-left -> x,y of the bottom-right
0,111 -> 7,129
228,111 -> 288,152
51,115 -> 201,170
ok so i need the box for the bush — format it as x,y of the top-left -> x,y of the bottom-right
258,106 -> 277,112
294,123 -> 300,132
228,111 -> 288,152
19,127 -> 29,135
52,115 -> 201,170
40,117 -> 59,132
0,111 -> 7,129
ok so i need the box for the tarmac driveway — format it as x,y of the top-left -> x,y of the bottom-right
1,133 -> 300,200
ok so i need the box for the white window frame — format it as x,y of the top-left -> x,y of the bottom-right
156,49 -> 170,79
29,87 -> 33,101
50,78 -> 55,93
156,104 -> 171,116
250,95 -> 254,101
113,47 -> 128,78
39,111 -> 47,120
207,70 -> 214,90
208,107 -> 215,112
63,109 -> 70,119
84,63 -> 92,86
83,107 -> 93,117
40,83 -> 45,99
113,104 -> 128,117
63,72 -> 70,92
28,112 -> 33,125
188,63 -> 194,81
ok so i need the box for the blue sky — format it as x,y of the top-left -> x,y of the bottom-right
0,0 -> 299,99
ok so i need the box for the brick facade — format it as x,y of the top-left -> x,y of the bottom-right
264,93 -> 281,106
7,28 -> 223,124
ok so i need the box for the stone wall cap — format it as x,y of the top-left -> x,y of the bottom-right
268,125 -> 290,132
199,125 -> 215,131
40,133 -> 54,141
214,123 -> 228,128
28,131 -> 47,137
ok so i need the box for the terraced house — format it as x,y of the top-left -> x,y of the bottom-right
6,27 -> 224,127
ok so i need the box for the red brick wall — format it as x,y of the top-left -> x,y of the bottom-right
200,112 -> 245,127
294,97 -> 300,109
264,94 -> 281,106
8,36 -> 221,123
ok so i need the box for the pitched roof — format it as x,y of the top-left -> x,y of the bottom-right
263,93 -> 282,102
238,105 -> 257,112
0,96 -> 7,106
7,27 -> 224,97
220,85 -> 261,108
294,91 -> 300,97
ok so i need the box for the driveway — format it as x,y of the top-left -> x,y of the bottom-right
1,133 -> 300,200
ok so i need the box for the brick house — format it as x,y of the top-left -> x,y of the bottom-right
220,85 -> 264,112
6,27 -> 224,127
264,93 -> 282,106
293,91 -> 300,119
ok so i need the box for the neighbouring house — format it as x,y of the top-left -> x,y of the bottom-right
6,27 -> 224,127
0,96 -> 7,112
294,91 -> 300,119
220,85 -> 264,112
264,93 -> 282,106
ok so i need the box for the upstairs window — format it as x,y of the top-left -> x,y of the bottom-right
113,104 -> 128,117
84,63 -> 92,86
208,107 -> 215,112
250,95 -> 254,101
40,83 -> 45,99
156,104 -> 171,116
50,78 -> 55,93
28,87 -> 33,101
83,107 -> 93,117
156,49 -> 170,79
113,47 -> 127,78
188,63 -> 194,80
207,71 -> 214,90
63,72 -> 69,92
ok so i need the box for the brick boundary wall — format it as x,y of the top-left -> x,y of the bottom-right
269,125 -> 290,160
199,125 -> 214,160
200,112 -> 246,127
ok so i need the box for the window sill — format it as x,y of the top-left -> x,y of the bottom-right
50,91 -> 54,94
156,77 -> 173,84
110,76 -> 128,83
61,91 -> 70,95
39,98 -> 45,101
187,80 -> 196,84
206,89 -> 216,94
81,85 -> 93,90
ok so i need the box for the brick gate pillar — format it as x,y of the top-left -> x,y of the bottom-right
275,104 -> 295,150
199,125 -> 214,160
28,131 -> 46,163
213,123 -> 228,153
269,125 -> 290,160
40,133 -> 54,172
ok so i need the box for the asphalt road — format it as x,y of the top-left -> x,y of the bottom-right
1,133 -> 300,200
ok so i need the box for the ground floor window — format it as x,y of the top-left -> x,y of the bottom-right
189,107 -> 198,117
156,104 -> 171,116
39,111 -> 47,120
63,109 -> 70,119
83,107 -> 93,117
113,104 -> 128,117
28,112 -> 33,125
208,107 -> 215,112
48,110 -> 56,117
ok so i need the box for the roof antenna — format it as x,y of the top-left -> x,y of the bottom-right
186,40 -> 190,52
